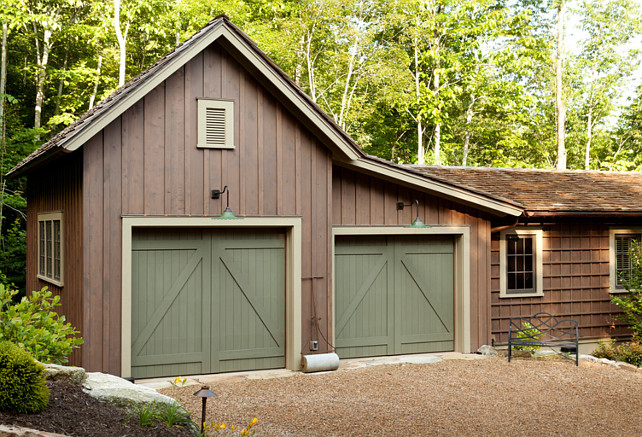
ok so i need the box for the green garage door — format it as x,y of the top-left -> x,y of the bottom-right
335,235 -> 454,359
131,229 -> 285,378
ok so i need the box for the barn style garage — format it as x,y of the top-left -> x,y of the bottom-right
11,16 -> 528,378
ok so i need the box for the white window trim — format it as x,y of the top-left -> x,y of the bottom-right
37,211 -> 64,287
609,227 -> 642,294
197,98 -> 234,149
499,227 -> 543,298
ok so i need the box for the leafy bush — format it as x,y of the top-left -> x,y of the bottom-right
0,285 -> 83,364
0,340 -> 50,413
513,322 -> 543,352
611,240 -> 642,339
593,340 -> 642,367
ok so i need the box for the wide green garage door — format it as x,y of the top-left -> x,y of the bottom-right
131,229 -> 285,378
335,235 -> 454,359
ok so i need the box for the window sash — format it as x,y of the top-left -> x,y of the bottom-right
615,233 -> 641,288
506,235 -> 535,293
38,214 -> 63,285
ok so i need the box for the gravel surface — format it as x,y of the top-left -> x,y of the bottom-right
159,356 -> 642,436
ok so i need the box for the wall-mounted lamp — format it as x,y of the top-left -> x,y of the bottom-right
397,199 -> 430,228
211,185 -> 238,219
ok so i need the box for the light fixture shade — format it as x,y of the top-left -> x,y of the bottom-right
407,216 -> 430,228
217,206 -> 238,219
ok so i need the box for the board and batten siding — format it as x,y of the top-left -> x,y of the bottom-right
81,42 -> 332,375
332,166 -> 492,352
490,223 -> 628,344
26,152 -> 84,366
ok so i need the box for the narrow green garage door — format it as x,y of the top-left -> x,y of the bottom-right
131,229 -> 285,378
335,235 -> 454,359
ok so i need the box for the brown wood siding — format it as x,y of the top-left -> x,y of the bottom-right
332,166 -> 493,351
26,152 -> 83,365
490,223 -> 628,344
81,43 -> 333,374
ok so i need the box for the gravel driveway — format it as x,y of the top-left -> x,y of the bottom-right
159,356 -> 641,436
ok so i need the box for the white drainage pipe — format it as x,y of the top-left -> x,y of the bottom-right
301,353 -> 340,373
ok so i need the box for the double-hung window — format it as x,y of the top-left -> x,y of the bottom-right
499,228 -> 543,298
38,212 -> 64,286
610,228 -> 641,292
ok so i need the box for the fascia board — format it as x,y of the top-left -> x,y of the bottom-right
59,26 -> 227,152
58,23 -> 360,162
220,31 -> 360,161
342,159 -> 523,217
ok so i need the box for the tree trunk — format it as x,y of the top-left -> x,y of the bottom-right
433,63 -> 441,166
0,22 -> 7,235
585,105 -> 593,170
555,0 -> 567,170
0,22 -> 7,145
462,95 -> 475,167
54,50 -> 69,116
414,39 -> 424,165
34,28 -> 52,133
89,55 -> 102,109
114,0 -> 127,87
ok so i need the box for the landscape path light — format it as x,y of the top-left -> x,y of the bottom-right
194,385 -> 216,434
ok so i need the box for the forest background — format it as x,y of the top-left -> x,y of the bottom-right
0,0 -> 641,293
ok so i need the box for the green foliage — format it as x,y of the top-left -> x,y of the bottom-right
0,285 -> 83,364
0,219 -> 26,294
130,402 -> 160,427
514,322 -> 543,352
156,401 -> 193,428
611,240 -> 642,339
0,340 -> 50,414
128,401 -> 195,431
592,340 -> 642,367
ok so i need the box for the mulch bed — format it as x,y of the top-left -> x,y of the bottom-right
0,381 -> 190,437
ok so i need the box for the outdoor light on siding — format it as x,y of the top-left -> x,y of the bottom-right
397,199 -> 430,228
211,185 -> 238,219
194,385 -> 216,435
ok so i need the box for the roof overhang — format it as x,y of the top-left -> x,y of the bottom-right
337,159 -> 524,217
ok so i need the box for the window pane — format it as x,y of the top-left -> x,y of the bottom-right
45,221 -> 52,278
54,220 -> 61,281
39,222 -> 45,276
506,234 -> 535,292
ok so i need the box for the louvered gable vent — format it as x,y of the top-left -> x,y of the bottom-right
197,99 -> 234,149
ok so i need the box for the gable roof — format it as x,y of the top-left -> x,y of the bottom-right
407,165 -> 642,214
8,16 -> 523,217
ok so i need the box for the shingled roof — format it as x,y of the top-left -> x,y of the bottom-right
406,165 -> 642,213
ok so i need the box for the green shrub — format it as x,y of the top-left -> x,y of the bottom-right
0,285 -> 83,364
0,340 -> 49,413
611,240 -> 642,339
514,322 -> 543,352
593,340 -> 642,367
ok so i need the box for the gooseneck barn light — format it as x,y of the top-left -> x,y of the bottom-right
397,199 -> 430,228
211,185 -> 238,219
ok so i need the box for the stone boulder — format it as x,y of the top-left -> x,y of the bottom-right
82,373 -> 177,408
476,345 -> 498,356
0,424 -> 68,437
41,363 -> 86,384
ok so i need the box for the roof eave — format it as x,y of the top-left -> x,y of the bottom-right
338,159 -> 524,217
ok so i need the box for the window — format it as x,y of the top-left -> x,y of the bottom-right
609,228 -> 642,292
197,98 -> 234,149
38,212 -> 63,286
499,228 -> 543,298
